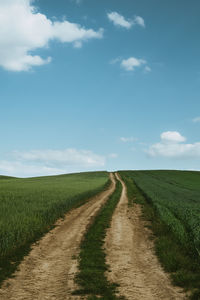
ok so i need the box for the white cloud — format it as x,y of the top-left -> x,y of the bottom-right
0,0 -> 103,71
110,56 -> 151,73
192,117 -> 200,123
161,131 -> 186,143
74,41 -> 82,48
0,160 -> 65,177
144,66 -> 151,73
134,16 -> 145,28
0,148 -> 106,177
147,131 -> 200,158
107,12 -> 145,29
13,149 -> 105,167
107,12 -> 132,29
120,137 -> 138,143
121,57 -> 149,72
110,57 -> 121,65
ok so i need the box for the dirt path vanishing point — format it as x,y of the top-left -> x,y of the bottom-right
0,173 -> 116,300
105,173 -> 186,300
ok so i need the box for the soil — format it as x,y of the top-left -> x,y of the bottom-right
105,173 -> 186,300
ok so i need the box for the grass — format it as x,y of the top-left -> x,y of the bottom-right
120,170 -> 200,299
0,171 -> 109,286
74,176 -> 124,300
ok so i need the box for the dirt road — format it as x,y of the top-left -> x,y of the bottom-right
0,173 -> 116,300
105,173 -> 186,300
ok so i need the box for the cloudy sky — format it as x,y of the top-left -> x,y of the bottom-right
1,0 -> 200,177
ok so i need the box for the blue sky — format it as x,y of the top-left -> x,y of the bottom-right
1,0 -> 200,177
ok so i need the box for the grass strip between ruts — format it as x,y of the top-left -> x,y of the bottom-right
74,176 -> 125,300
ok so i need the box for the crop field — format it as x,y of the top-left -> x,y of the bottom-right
120,170 -> 200,298
1,170 -> 200,299
0,171 -> 109,283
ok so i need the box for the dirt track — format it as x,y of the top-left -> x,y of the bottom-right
0,173 -> 115,300
0,172 -> 187,300
105,173 -> 186,300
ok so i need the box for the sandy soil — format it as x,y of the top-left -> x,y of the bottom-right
105,173 -> 186,300
0,173 -> 116,300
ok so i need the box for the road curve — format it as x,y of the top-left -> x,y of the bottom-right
0,173 -> 116,300
105,173 -> 186,300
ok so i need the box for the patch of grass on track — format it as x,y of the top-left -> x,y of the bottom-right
120,171 -> 200,300
0,171 -> 109,286
74,177 -> 124,300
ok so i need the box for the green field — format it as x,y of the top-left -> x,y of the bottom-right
0,171 -> 109,283
120,170 -> 200,299
2,169 -> 200,298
